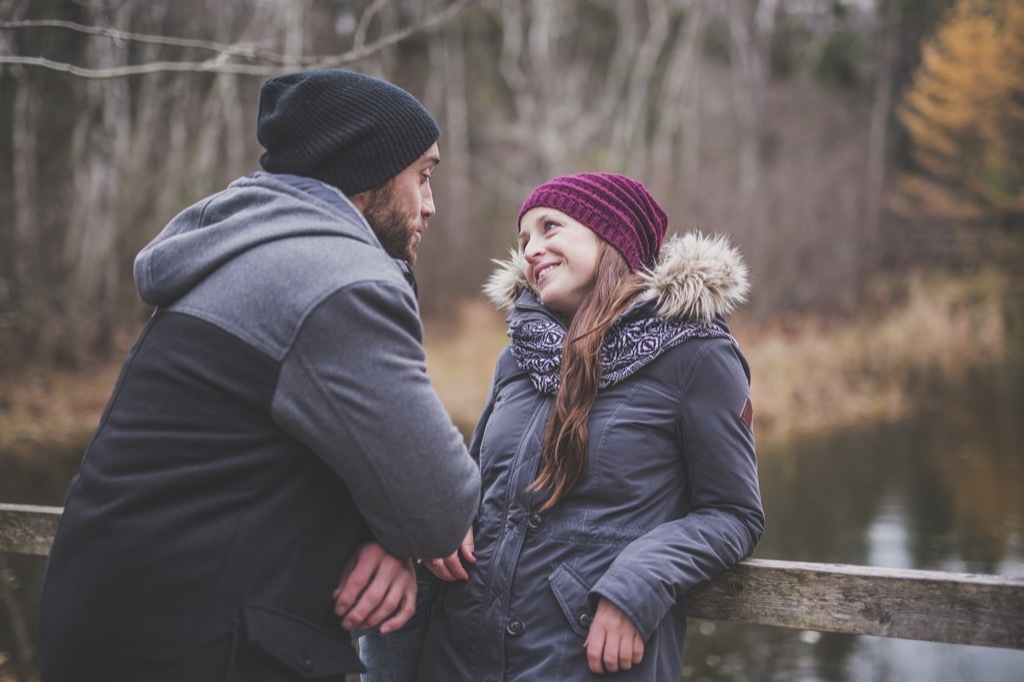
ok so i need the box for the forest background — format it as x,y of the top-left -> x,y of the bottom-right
1,0 -> 1023,453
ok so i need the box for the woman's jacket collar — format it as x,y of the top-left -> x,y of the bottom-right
482,232 -> 750,323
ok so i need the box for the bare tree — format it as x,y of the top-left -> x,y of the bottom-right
726,0 -> 766,211
9,64 -> 40,323
0,0 -> 479,364
863,0 -> 901,287
649,0 -> 707,204
0,0 -> 475,77
0,0 -> 932,364
61,3 -> 133,360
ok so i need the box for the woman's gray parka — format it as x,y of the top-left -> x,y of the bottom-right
416,233 -> 765,681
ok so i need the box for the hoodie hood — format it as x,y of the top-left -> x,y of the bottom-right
134,173 -> 377,306
482,232 -> 750,322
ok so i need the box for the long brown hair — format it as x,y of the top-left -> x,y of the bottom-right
529,241 -> 647,510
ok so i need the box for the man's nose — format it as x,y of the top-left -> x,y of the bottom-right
421,188 -> 436,218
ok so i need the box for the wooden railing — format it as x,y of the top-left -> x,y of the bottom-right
2,502 -> 1023,650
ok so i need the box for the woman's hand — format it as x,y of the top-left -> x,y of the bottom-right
583,597 -> 645,674
423,526 -> 476,581
332,541 -> 416,634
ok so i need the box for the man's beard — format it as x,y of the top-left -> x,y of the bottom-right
362,182 -> 420,265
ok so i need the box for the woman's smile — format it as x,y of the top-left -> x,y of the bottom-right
533,261 -> 562,285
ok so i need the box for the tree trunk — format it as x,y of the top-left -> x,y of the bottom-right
651,0 -> 706,205
863,0 -> 901,287
10,66 -> 41,336
61,7 -> 133,362
727,0 -> 764,213
282,0 -> 304,70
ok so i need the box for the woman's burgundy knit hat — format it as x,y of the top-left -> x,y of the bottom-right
517,173 -> 668,271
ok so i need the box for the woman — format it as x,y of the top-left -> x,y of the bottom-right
372,172 -> 764,681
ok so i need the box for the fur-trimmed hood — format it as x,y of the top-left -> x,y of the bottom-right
482,232 -> 750,322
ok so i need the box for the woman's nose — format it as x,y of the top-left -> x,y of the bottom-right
523,239 -> 544,262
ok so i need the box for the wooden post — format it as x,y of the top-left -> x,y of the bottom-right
0,552 -> 35,662
0,503 -> 62,556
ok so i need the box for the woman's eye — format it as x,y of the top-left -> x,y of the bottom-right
544,221 -> 558,232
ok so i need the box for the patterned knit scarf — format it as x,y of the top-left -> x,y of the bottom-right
509,315 -> 732,395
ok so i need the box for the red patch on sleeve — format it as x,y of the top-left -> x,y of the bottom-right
739,399 -> 754,430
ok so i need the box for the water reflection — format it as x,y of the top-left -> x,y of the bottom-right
865,493 -> 913,569
682,356 -> 1024,680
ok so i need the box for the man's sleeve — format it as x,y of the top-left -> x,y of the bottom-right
272,281 -> 480,560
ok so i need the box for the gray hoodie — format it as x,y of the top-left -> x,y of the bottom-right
38,172 -> 480,681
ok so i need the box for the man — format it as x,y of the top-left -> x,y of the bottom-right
37,69 -> 480,680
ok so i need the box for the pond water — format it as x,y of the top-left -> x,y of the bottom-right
682,310 -> 1024,680
2,305 -> 1024,680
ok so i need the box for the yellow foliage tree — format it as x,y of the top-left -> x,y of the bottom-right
893,0 -> 1024,228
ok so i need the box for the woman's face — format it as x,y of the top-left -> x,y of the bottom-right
518,207 -> 603,317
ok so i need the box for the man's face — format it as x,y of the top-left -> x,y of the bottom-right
361,142 -> 440,265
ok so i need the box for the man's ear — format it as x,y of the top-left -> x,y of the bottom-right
348,190 -> 370,212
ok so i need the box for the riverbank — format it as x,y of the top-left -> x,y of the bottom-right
423,268 -> 1017,444
0,268 -> 1015,462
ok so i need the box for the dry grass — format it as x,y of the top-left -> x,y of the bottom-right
0,362 -> 122,460
0,271 -> 1011,458
737,269 -> 1008,443
424,270 -> 1012,446
422,299 -> 510,435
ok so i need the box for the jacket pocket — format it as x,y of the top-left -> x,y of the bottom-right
547,563 -> 594,639
237,603 -> 365,679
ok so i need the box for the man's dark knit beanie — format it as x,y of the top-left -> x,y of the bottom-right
257,69 -> 440,196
